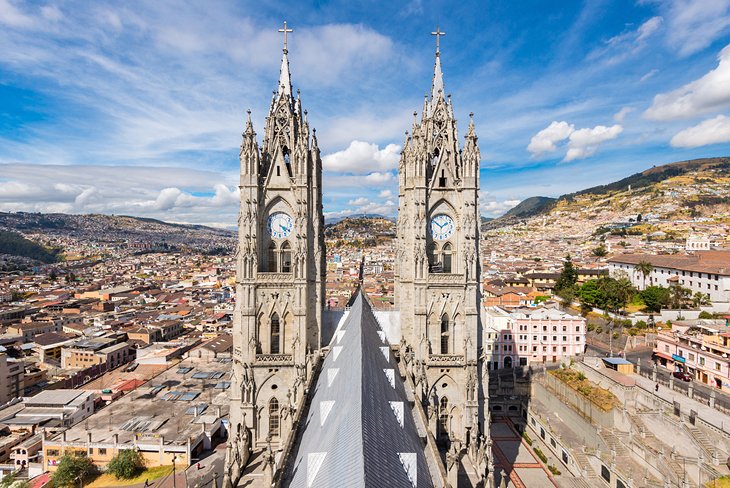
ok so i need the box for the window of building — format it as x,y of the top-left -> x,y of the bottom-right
689,353 -> 695,361
439,397 -> 449,439
47,449 -> 60,457
280,241 -> 292,273
98,448 -> 107,455
563,336 -> 567,342
716,362 -> 721,371
269,398 -> 280,438
442,243 -> 452,273
441,315 -> 450,354
267,242 -> 277,271
576,326 -> 580,332
270,314 -> 281,355
699,357 -> 705,366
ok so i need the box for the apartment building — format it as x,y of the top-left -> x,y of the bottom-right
654,319 -> 730,391
608,250 -> 730,311
483,306 -> 586,369
0,353 -> 24,405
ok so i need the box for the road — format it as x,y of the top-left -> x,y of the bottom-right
586,342 -> 730,412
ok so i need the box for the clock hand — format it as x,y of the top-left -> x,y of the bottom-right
280,224 -> 288,231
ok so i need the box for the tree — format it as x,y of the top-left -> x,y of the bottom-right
692,292 -> 711,308
107,449 -> 144,479
640,286 -> 670,313
635,261 -> 653,289
52,452 -> 96,487
0,472 -> 30,488
555,255 -> 579,305
592,245 -> 608,257
670,286 -> 692,309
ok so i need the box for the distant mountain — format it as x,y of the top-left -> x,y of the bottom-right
488,157 -> 730,228
501,196 -> 557,219
0,212 -> 235,254
325,216 -> 395,243
325,213 -> 395,225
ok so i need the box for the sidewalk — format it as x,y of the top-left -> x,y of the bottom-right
623,366 -> 730,434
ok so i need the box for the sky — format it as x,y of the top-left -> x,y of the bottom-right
1,0 -> 730,227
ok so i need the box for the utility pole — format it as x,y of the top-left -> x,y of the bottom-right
172,454 -> 177,488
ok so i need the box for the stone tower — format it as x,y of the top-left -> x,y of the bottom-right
224,22 -> 325,488
395,30 -> 483,448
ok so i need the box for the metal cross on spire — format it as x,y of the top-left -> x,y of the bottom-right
431,26 -> 446,55
279,21 -> 293,53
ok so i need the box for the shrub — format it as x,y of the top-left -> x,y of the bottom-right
595,326 -> 603,334
586,323 -> 596,332
635,320 -> 647,329
107,449 -> 144,479
576,372 -> 586,381
699,311 -> 714,319
628,328 -> 638,336
533,447 -> 548,463
52,453 -> 96,487
522,432 -> 533,445
612,332 -> 619,340
548,464 -> 562,475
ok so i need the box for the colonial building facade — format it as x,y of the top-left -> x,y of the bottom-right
224,23 -> 325,488
395,32 -> 485,451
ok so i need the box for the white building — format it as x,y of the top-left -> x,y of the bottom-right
608,251 -> 730,311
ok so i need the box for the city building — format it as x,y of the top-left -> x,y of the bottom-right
0,354 -> 24,406
42,356 -> 228,471
654,319 -> 730,390
483,306 -> 586,369
608,250 -> 730,311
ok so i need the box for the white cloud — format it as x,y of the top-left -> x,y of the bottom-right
348,197 -> 369,206
646,44 -> 730,120
527,121 -> 574,157
613,107 -> 634,122
0,0 -> 35,27
640,68 -> 659,82
0,163 -> 239,226
378,189 -> 393,199
364,172 -> 395,184
527,121 -> 622,161
670,114 -> 730,147
564,124 -> 623,161
659,0 -> 730,56
322,141 -> 401,174
479,191 -> 522,218
637,16 -> 664,41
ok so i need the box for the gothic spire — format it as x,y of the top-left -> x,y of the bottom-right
277,21 -> 293,99
430,27 -> 446,106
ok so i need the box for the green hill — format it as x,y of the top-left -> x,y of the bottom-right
0,230 -> 61,263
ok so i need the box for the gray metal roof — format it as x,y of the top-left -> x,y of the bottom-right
285,292 -> 434,488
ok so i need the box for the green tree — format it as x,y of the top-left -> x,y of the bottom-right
555,255 -> 579,304
640,286 -> 670,313
0,472 -> 30,488
635,261 -> 654,288
692,292 -> 711,308
670,286 -> 692,309
107,449 -> 144,479
52,452 -> 96,487
592,245 -> 608,257
698,311 -> 714,319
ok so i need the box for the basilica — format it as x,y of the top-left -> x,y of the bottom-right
223,23 -> 492,488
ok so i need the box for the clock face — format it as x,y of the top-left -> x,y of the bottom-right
267,212 -> 293,239
430,214 -> 454,240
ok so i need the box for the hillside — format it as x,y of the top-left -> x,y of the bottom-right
0,212 -> 235,253
325,216 -> 395,247
487,157 -> 730,229
483,156 -> 730,254
0,230 -> 61,263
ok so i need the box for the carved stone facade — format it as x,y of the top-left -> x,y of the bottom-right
395,38 -> 488,460
224,26 -> 325,488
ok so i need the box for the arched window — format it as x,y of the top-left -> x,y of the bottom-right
267,242 -> 277,272
439,397 -> 449,438
431,148 -> 439,167
269,398 -> 280,438
439,169 -> 447,187
283,147 -> 291,167
270,313 -> 280,354
440,314 -> 449,354
442,242 -> 452,273
280,241 -> 292,273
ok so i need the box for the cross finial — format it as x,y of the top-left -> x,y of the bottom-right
431,26 -> 446,55
278,20 -> 293,53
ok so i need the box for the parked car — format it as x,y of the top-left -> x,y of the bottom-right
673,370 -> 692,382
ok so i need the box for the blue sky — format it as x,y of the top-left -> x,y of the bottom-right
1,0 -> 730,227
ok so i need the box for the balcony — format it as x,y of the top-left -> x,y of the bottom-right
428,273 -> 465,285
255,354 -> 294,365
255,272 -> 296,284
427,354 -> 464,366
